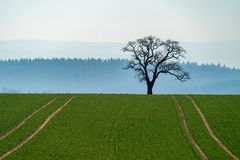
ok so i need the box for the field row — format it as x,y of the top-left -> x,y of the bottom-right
0,94 -> 239,159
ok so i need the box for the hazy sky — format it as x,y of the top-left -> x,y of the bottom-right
0,0 -> 240,42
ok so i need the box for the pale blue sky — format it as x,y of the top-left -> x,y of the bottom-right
0,0 -> 240,42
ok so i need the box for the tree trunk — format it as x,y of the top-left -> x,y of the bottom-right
147,83 -> 153,95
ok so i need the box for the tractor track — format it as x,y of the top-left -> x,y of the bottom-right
0,97 -> 58,142
172,96 -> 208,160
187,96 -> 239,160
0,96 -> 75,160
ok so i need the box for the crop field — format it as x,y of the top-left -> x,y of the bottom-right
0,94 -> 239,160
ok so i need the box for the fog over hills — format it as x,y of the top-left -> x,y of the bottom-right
0,40 -> 239,94
0,40 -> 240,68
0,58 -> 239,94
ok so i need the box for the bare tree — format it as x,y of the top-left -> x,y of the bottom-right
122,35 -> 190,94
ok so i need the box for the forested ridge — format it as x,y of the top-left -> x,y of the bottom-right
0,58 -> 239,94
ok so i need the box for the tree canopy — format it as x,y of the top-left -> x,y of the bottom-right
123,35 -> 190,94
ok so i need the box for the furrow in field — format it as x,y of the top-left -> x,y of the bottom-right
0,96 -> 75,160
0,97 -> 57,142
3,95 -> 199,159
187,96 -> 240,160
172,96 -> 208,160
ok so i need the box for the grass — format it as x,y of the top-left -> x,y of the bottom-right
4,95 -> 198,160
0,94 -> 56,135
0,95 -> 72,155
176,95 -> 231,160
191,95 -> 240,157
0,94 -> 239,160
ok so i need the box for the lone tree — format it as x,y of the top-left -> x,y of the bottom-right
122,35 -> 190,94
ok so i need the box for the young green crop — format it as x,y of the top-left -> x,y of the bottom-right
2,94 -> 239,160
0,94 -> 56,135
0,95 -> 72,155
191,95 -> 240,157
176,95 -> 231,159
5,95 -> 198,160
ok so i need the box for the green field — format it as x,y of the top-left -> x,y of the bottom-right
0,94 -> 239,160
191,95 -> 240,156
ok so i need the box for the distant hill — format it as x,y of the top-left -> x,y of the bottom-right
0,58 -> 239,94
0,40 -> 240,68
